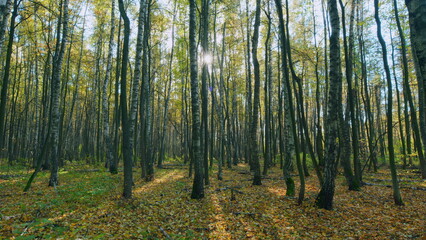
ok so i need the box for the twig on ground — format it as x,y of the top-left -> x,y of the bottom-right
159,226 -> 172,240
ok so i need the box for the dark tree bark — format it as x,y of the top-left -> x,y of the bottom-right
48,0 -> 70,187
40,36 -> 52,170
263,1 -> 272,176
275,0 -> 294,196
280,0 -> 296,195
274,0 -> 305,204
250,0 -> 262,186
189,0 -> 204,199
140,0 -> 153,181
339,0 -> 360,190
374,0 -> 403,205
0,0 -> 18,152
404,0 -> 426,179
284,0 -> 306,202
393,0 -> 424,173
357,1 -> 378,172
118,0 -> 133,199
315,0 -> 342,210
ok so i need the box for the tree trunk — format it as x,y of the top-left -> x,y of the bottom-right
316,0 -> 342,210
263,2 -> 272,176
113,18 -> 122,173
217,22 -> 226,181
281,1 -> 295,196
0,0 -> 18,152
374,0 -> 403,205
339,0 -> 360,190
200,0 -> 210,186
118,0 -> 133,199
189,0 -> 204,199
274,0 -> 306,204
48,0 -> 70,187
129,0 -> 146,170
357,2 -> 378,172
391,39 -> 407,169
140,0 -> 153,181
284,0 -> 305,204
404,0 -> 426,179
250,0 -> 262,186
103,0 -> 116,174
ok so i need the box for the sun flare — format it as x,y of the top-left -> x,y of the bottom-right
202,52 -> 213,66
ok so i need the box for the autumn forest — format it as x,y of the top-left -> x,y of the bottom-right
0,0 -> 425,238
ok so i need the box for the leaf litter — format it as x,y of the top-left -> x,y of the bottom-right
0,164 -> 425,239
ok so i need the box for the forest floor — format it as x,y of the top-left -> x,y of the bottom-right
0,161 -> 425,239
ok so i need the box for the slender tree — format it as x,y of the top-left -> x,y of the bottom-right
129,0 -> 146,163
315,0 -> 342,210
339,0 -> 360,190
263,0 -> 272,176
250,0 -> 262,186
404,0 -> 426,179
140,0 -> 153,181
284,0 -> 305,203
200,0 -> 210,185
118,0 -> 133,199
0,0 -> 18,152
357,0 -> 378,172
103,0 -> 116,174
217,21 -> 226,181
280,1 -> 295,196
390,35 -> 407,168
189,0 -> 204,199
393,0 -> 424,172
374,0 -> 403,205
274,0 -> 305,204
48,0 -> 70,187
113,17 -> 122,174
245,0 -> 253,168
